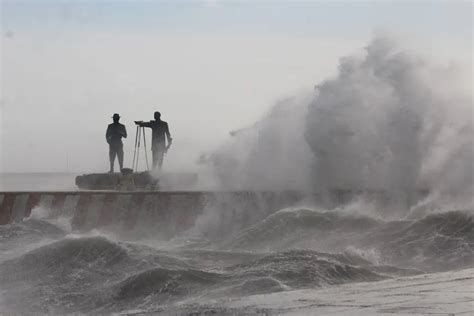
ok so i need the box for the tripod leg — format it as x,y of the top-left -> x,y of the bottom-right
132,125 -> 139,171
136,127 -> 141,171
142,126 -> 149,170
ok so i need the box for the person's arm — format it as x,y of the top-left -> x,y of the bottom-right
121,125 -> 127,138
106,125 -> 112,143
165,123 -> 172,145
140,121 -> 153,128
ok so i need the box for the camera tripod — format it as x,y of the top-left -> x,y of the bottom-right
132,125 -> 150,172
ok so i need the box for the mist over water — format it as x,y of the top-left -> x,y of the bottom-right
202,37 -> 473,213
307,37 -> 473,196
199,94 -> 315,191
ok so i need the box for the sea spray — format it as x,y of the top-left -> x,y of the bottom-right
306,37 -> 473,205
200,94 -> 315,191
202,36 -> 473,216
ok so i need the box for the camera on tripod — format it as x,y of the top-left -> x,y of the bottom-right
134,120 -> 143,126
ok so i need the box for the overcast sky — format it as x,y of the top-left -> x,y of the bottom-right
1,0 -> 472,173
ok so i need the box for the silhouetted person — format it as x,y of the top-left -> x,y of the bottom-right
136,111 -> 172,170
106,113 -> 127,173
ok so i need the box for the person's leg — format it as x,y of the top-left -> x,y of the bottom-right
157,148 -> 165,170
117,143 -> 124,171
152,143 -> 166,171
109,145 -> 116,172
152,148 -> 158,170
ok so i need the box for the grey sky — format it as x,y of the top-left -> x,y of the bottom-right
1,1 -> 471,173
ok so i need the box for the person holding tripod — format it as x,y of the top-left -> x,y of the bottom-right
135,111 -> 172,171
106,113 -> 127,173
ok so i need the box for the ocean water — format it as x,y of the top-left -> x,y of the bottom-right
0,203 -> 472,314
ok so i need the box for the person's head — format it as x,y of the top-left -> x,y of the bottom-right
154,111 -> 161,121
112,113 -> 120,123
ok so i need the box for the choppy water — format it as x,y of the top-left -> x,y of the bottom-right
0,204 -> 472,315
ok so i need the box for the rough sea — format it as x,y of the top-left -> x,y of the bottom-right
0,201 -> 472,314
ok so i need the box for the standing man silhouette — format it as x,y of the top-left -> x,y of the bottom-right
106,113 -> 127,173
136,111 -> 172,170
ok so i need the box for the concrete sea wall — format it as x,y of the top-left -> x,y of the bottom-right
0,190 -> 418,236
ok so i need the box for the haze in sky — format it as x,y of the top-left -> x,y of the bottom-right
1,0 -> 472,173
